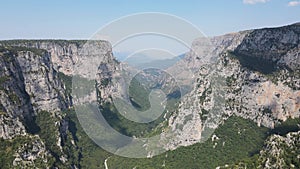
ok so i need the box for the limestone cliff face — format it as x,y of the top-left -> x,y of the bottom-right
217,24 -> 300,126
16,50 -> 68,113
22,41 -> 81,75
220,53 -> 299,127
0,47 -> 68,138
0,40 -> 112,76
0,46 -> 80,167
234,24 -> 300,70
0,40 -> 117,167
0,48 -> 32,139
165,23 -> 300,149
0,41 -> 81,75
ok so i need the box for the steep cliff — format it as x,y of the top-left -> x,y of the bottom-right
0,46 -> 68,137
0,40 -> 116,168
163,23 -> 300,149
0,46 -> 70,167
0,40 -> 84,75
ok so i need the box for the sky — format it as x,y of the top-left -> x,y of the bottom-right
0,0 -> 299,40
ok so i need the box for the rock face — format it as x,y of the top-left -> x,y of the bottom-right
234,24 -> 300,69
16,50 -> 68,113
0,40 -> 84,75
0,40 -> 115,168
0,46 -> 75,167
163,23 -> 300,149
0,40 -> 113,76
0,47 -> 68,138
22,41 -> 81,75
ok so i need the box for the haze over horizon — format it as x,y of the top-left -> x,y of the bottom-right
1,0 -> 300,40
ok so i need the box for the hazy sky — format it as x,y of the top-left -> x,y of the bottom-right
0,0 -> 299,39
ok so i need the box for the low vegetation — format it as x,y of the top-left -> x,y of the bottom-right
0,45 -> 46,56
228,51 -> 278,74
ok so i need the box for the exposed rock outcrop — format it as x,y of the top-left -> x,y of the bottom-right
257,131 -> 300,169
